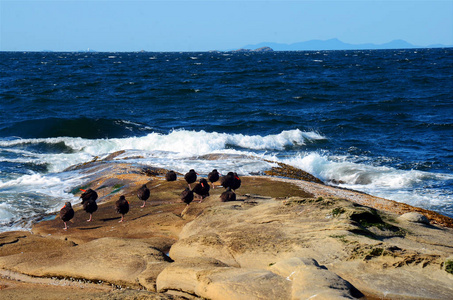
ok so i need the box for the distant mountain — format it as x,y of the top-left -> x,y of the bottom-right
240,38 -> 452,51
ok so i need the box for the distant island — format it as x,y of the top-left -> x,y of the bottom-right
235,38 -> 452,51
232,46 -> 274,52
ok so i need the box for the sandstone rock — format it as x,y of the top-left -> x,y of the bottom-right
169,232 -> 240,267
157,257 -> 291,300
270,257 -> 360,299
2,166 -> 453,299
0,237 -> 170,290
168,195 -> 453,299
398,212 -> 430,224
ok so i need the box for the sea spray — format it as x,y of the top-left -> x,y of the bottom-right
282,152 -> 453,213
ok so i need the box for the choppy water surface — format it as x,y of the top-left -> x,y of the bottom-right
0,49 -> 452,230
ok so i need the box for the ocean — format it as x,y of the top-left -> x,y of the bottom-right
0,48 -> 452,231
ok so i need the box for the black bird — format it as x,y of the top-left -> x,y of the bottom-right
192,178 -> 210,202
220,188 -> 236,202
184,169 -> 198,189
115,195 -> 129,223
80,188 -> 98,202
59,202 -> 74,230
165,170 -> 177,181
208,169 -> 220,189
137,184 -> 150,208
82,199 -> 98,222
181,187 -> 194,205
220,172 -> 235,189
180,187 -> 194,216
80,188 -> 98,222
231,172 -> 241,191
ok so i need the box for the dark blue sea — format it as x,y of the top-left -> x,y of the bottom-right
0,49 -> 452,231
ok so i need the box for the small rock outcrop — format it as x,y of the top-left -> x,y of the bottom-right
233,47 -> 274,52
398,212 -> 430,224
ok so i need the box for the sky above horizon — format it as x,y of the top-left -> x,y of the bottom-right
1,0 -> 452,52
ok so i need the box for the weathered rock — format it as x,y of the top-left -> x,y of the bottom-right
0,237 -> 170,290
168,195 -> 453,299
398,212 -> 430,224
157,257 -> 291,300
1,162 -> 453,300
270,257 -> 361,299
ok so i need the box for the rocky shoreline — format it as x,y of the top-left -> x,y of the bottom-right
1,159 -> 452,299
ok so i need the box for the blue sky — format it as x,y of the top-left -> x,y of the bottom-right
1,0 -> 452,51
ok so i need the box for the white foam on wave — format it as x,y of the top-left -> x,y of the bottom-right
282,152 -> 453,212
0,129 -> 322,230
2,129 -> 452,230
0,173 -> 61,189
0,129 -> 325,173
0,172 -> 81,199
0,203 -> 14,221
0,171 -> 82,231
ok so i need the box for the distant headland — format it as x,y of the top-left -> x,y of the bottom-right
234,38 -> 452,51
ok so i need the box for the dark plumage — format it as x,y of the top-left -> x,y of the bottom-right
180,187 -> 194,216
231,172 -> 241,191
192,178 -> 210,202
59,202 -> 74,230
180,187 -> 194,205
165,170 -> 177,181
220,188 -> 236,202
184,169 -> 198,188
82,199 -> 98,222
137,184 -> 150,208
208,169 -> 220,189
80,188 -> 98,222
115,195 -> 129,223
220,172 -> 235,189
80,188 -> 98,202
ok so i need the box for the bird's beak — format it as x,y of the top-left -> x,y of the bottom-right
80,189 -> 86,192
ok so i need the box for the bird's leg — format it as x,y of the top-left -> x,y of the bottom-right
119,215 -> 124,223
63,222 -> 68,230
87,214 -> 92,222
181,204 -> 190,216
141,201 -> 146,208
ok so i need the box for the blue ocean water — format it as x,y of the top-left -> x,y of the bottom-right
0,49 -> 452,231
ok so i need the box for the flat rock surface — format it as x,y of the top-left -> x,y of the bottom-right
1,161 -> 452,299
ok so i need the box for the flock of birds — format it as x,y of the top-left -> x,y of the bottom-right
59,169 -> 241,230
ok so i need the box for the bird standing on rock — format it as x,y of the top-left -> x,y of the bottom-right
82,199 -> 97,222
59,202 -> 74,230
180,187 -> 194,216
165,170 -> 177,181
137,184 -> 150,208
184,169 -> 198,189
220,172 -> 235,189
80,188 -> 98,202
192,178 -> 210,202
115,195 -> 129,223
208,169 -> 220,189
231,172 -> 241,191
80,188 -> 98,222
